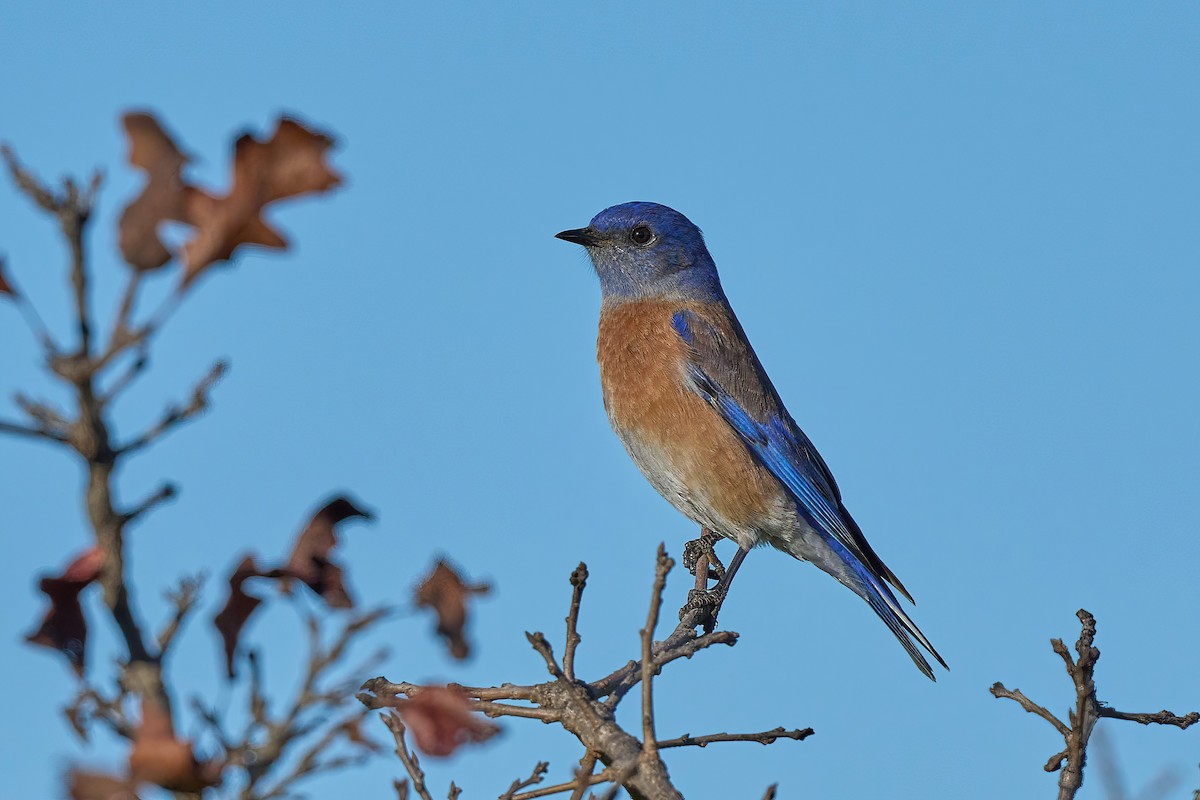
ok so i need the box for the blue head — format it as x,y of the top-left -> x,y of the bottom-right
556,202 -> 725,303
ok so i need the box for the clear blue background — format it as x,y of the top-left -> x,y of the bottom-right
2,3 -> 1198,798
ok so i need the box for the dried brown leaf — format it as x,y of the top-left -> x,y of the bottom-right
118,113 -> 190,271
283,496 -> 372,608
399,687 -> 499,757
128,696 -> 222,793
116,111 -> 340,283
181,118 -> 341,286
0,257 -> 16,297
24,547 -> 105,675
66,769 -> 138,800
414,560 -> 490,660
212,555 -> 267,679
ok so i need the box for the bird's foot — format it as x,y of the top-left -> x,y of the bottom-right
681,586 -> 727,634
682,535 -> 725,581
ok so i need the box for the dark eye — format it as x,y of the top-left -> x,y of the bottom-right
630,225 -> 653,245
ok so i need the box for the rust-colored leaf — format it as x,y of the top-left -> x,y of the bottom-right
66,769 -> 138,800
128,696 -> 221,793
283,496 -> 372,608
181,118 -> 341,286
116,111 -> 341,283
25,547 -> 105,675
414,560 -> 490,660
212,556 -> 267,679
118,113 -> 190,271
0,257 -> 17,297
397,687 -> 499,757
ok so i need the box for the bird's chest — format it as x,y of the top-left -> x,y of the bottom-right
596,303 -> 697,482
595,302 -> 786,543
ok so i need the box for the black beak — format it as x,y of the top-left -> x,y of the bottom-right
555,227 -> 602,247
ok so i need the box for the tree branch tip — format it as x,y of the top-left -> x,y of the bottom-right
1043,749 -> 1067,772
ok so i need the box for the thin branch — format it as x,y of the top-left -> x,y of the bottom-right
657,726 -> 814,749
641,544 -> 672,758
0,417 -> 69,444
499,761 -> 550,799
563,563 -> 587,682
510,770 -> 611,800
993,609 -> 1198,800
99,350 -> 148,406
450,683 -> 537,701
989,683 -> 1071,737
155,573 -> 204,656
1098,708 -> 1200,729
117,360 -> 227,455
569,751 -> 598,800
123,482 -> 178,525
381,711 -> 436,800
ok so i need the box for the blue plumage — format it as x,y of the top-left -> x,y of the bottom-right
558,202 -> 946,680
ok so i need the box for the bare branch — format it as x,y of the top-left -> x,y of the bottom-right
0,416 -> 69,444
993,609 -> 1198,800
657,726 -> 814,749
118,360 -> 226,455
569,752 -> 598,800
1098,707 -> 1200,729
381,711 -> 436,800
989,683 -> 1071,736
563,563 -> 587,682
99,349 -> 148,406
499,761 -> 550,799
156,573 -> 204,656
123,482 -> 178,525
641,544 -> 672,758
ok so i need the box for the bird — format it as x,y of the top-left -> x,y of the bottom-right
556,201 -> 947,680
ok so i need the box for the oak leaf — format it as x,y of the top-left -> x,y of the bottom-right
414,560 -> 490,660
116,111 -> 341,285
25,547 -> 105,675
396,687 -> 499,757
118,113 -> 190,271
283,496 -> 373,608
212,555 -> 268,678
66,769 -> 138,800
128,696 -> 221,793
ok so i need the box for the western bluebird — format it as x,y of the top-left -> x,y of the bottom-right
556,202 -> 946,679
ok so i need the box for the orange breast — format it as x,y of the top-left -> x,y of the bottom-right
596,300 -> 785,540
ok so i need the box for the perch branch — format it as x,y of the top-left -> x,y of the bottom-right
992,609 -> 1198,800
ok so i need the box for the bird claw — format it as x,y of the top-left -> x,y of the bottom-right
682,535 -> 725,581
680,587 -> 727,634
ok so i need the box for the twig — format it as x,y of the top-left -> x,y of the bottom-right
657,726 -> 814,749
499,761 -> 550,799
988,684 -> 1070,737
569,751 -> 598,800
156,573 -> 204,656
123,482 -> 178,525
118,360 -> 227,455
99,349 -> 148,406
641,544 -> 672,758
381,712 -> 436,800
992,609 -> 1199,800
563,563 -> 588,682
0,417 -> 69,444
1098,708 -> 1199,729
510,770 -> 611,800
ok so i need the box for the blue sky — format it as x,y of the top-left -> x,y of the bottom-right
2,3 -> 1198,798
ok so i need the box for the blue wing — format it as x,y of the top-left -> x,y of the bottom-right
672,309 -> 946,679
